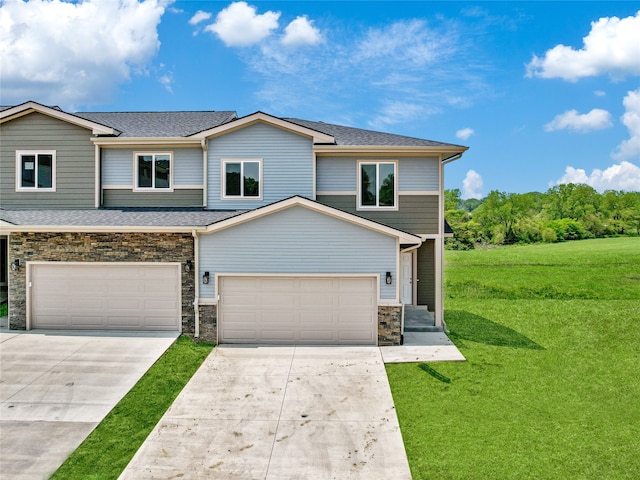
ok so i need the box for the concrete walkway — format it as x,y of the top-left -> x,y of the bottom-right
0,330 -> 178,480
381,331 -> 466,363
120,346 -> 413,480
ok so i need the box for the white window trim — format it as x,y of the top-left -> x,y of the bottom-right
221,158 -> 263,200
15,150 -> 56,192
133,151 -> 174,192
357,159 -> 398,211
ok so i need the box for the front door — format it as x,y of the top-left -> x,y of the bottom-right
401,252 -> 413,305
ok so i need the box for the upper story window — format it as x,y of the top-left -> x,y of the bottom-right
134,152 -> 172,191
16,150 -> 56,191
358,160 -> 397,209
222,159 -> 262,199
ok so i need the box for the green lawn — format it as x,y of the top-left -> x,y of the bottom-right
387,237 -> 640,479
51,336 -> 214,480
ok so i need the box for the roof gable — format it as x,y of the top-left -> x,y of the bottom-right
192,112 -> 335,144
203,196 -> 421,245
0,101 -> 116,135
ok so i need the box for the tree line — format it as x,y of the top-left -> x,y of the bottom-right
445,184 -> 640,250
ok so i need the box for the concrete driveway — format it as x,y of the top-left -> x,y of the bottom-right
120,345 -> 412,480
0,330 -> 178,480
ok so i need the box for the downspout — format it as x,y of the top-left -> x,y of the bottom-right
192,229 -> 200,338
94,144 -> 100,208
201,139 -> 208,208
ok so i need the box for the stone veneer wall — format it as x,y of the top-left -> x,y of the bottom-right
197,304 -> 217,343
378,306 -> 402,346
8,232 -> 194,332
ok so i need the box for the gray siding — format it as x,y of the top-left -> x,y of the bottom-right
102,147 -> 203,186
316,156 -> 439,193
417,240 -> 435,310
102,189 -> 203,207
0,112 -> 95,208
398,157 -> 439,191
102,149 -> 132,185
316,195 -> 439,234
207,123 -> 314,209
316,157 -> 356,191
199,206 -> 397,300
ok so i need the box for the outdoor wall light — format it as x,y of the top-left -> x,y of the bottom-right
10,259 -> 20,271
185,260 -> 192,272
202,271 -> 210,284
386,271 -> 392,285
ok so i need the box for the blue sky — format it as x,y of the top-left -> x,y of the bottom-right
1,1 -> 639,197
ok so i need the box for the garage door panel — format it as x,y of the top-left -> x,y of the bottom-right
262,293 -> 296,306
219,276 -> 377,345
70,315 -> 104,327
260,278 -> 297,291
31,263 -> 180,331
298,293 -> 334,306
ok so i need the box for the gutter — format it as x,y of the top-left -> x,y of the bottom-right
192,229 -> 200,339
441,152 -> 464,165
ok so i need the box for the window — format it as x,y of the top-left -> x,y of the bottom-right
358,161 -> 396,209
222,159 -> 261,199
16,151 -> 56,191
134,153 -> 172,190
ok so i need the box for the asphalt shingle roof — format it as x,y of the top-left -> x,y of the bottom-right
0,208 -> 246,227
74,111 -> 237,137
285,118 -> 465,148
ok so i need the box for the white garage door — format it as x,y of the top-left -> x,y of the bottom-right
218,276 -> 378,345
30,263 -> 181,331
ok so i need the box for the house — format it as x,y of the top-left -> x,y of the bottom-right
0,101 -> 467,345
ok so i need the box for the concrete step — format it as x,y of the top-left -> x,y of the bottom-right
403,306 -> 443,332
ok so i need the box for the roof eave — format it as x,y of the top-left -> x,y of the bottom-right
91,137 -> 203,146
1,224 -> 204,233
0,101 -> 116,135
313,145 -> 469,156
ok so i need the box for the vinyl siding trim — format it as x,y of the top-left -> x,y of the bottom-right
193,112 -> 335,144
102,184 -> 203,189
316,190 -> 357,196
400,190 -> 440,195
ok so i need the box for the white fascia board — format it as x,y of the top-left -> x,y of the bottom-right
191,112 -> 335,144
203,196 -> 422,245
0,101 -> 115,135
92,137 -> 201,147
314,145 -> 468,156
1,225 -> 202,234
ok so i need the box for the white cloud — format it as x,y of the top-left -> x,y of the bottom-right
281,15 -> 322,46
242,16 -> 487,127
544,109 -> 612,133
456,128 -> 475,140
613,88 -> 640,160
368,101 -> 440,130
205,2 -> 280,47
556,161 -> 640,192
356,19 -> 454,67
462,170 -> 484,199
526,11 -> 640,81
189,10 -> 211,25
0,0 -> 168,108
594,90 -> 606,97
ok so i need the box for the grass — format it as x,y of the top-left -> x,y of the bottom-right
387,237 -> 640,479
51,335 -> 214,480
